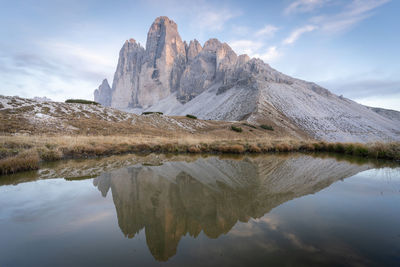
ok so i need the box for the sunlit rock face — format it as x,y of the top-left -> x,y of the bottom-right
93,155 -> 370,261
108,17 -> 188,109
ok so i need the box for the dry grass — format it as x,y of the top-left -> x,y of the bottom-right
0,149 -> 40,175
0,135 -> 399,175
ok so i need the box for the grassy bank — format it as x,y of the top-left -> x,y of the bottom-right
0,135 -> 399,175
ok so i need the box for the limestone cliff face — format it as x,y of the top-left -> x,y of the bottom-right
107,16 -> 188,109
186,39 -> 202,62
111,39 -> 144,109
94,79 -> 112,106
137,16 -> 187,108
98,16 -> 248,109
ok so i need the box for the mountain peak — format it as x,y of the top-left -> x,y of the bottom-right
152,16 -> 177,28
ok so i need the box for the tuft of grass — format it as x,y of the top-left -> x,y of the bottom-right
37,148 -> 63,161
65,99 -> 99,105
260,125 -> 274,131
334,143 -> 345,153
0,150 -> 39,175
353,144 -> 369,157
188,145 -> 201,153
231,126 -> 243,133
186,114 -> 197,119
275,143 -> 291,152
142,111 -> 163,115
247,144 -> 261,153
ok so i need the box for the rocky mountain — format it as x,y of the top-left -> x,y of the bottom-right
95,16 -> 400,142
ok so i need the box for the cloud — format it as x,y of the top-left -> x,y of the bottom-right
229,40 -> 281,63
254,46 -> 281,62
283,25 -> 317,45
319,77 -> 400,111
0,39 -> 117,101
356,93 -> 400,111
284,0 -> 327,15
231,25 -> 250,35
195,9 -> 238,32
281,0 -> 390,45
320,78 -> 400,99
42,41 -> 115,68
311,0 -> 390,33
229,40 -> 264,56
144,0 -> 240,33
255,25 -> 279,38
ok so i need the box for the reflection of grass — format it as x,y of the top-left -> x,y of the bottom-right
65,175 -> 97,181
0,135 -> 399,175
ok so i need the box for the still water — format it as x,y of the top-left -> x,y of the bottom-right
0,154 -> 399,266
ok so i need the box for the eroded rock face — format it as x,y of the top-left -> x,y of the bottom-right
111,39 -> 144,109
137,16 -> 187,108
186,39 -> 202,62
94,79 -> 112,106
98,16 -> 250,108
107,16 -> 189,109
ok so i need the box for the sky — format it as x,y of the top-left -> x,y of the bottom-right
0,0 -> 399,111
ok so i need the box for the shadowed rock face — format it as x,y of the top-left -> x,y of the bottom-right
94,79 -> 112,107
93,155 -> 370,261
111,39 -> 145,109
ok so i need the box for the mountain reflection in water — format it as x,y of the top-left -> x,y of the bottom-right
92,155 -> 370,261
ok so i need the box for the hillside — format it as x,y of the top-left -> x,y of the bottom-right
95,16 -> 400,143
0,95 -> 303,139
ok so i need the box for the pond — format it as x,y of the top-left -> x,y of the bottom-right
0,153 -> 399,266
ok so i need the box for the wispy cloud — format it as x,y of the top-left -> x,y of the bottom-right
229,39 -> 264,56
231,25 -> 250,35
254,46 -> 281,62
229,39 -> 281,63
320,78 -> 400,99
255,25 -> 279,38
0,39 -> 117,101
283,25 -> 318,45
195,9 -> 237,31
145,0 -> 240,33
284,0 -> 327,15
313,0 -> 391,33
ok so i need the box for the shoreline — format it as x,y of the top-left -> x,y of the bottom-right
1,135 -> 399,175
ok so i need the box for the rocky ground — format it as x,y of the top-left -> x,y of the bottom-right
0,95 -> 300,139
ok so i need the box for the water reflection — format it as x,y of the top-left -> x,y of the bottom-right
92,155 -> 371,261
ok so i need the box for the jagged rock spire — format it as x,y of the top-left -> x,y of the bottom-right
94,79 -> 112,106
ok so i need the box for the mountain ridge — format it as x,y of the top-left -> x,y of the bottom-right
95,16 -> 400,142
